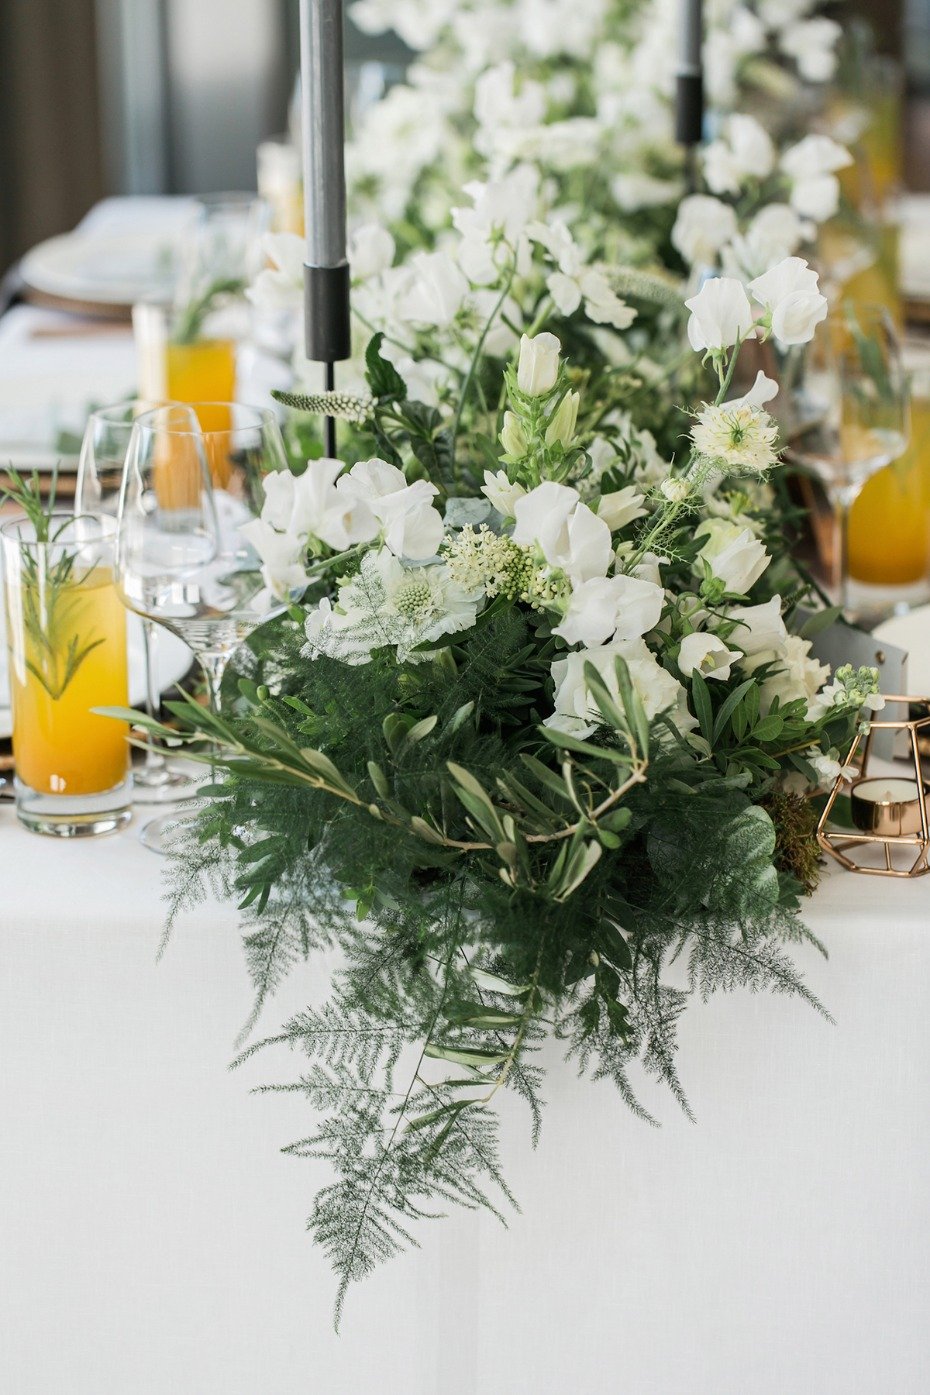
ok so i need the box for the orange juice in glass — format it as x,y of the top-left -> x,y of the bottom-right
1,516 -> 132,836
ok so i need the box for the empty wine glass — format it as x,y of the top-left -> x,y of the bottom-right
782,304 -> 910,611
77,401 -> 197,804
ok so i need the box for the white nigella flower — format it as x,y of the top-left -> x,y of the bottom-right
516,332 -> 562,397
695,518 -> 771,594
512,482 -> 612,584
481,468 -> 526,518
685,277 -> 755,353
547,637 -> 693,738
671,195 -> 739,268
748,257 -> 827,347
678,632 -> 741,681
692,400 -> 780,474
553,573 -> 665,647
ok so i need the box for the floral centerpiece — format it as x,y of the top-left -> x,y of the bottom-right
143,241 -> 880,1320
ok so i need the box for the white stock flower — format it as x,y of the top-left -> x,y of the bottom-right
759,634 -> 830,713
671,195 -> 739,268
553,573 -> 664,647
547,637 -> 689,737
596,485 -> 647,531
703,115 -> 775,195
516,332 -> 561,396
692,400 -> 779,474
512,482 -> 612,584
678,632 -> 740,681
395,251 -> 469,327
696,518 -> 771,594
748,257 -> 827,347
348,223 -> 396,280
481,468 -> 526,518
685,277 -> 754,353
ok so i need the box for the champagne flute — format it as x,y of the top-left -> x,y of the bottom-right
77,401 -> 197,803
783,304 -> 910,613
116,404 -> 284,850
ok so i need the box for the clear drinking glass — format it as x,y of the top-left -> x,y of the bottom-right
783,304 -> 910,612
115,404 -> 285,851
0,514 -> 132,837
77,401 -> 197,803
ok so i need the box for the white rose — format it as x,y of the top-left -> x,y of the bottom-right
553,574 -> 664,647
512,482 -> 612,584
678,632 -> 740,681
685,277 -> 755,353
596,485 -> 647,531
547,637 -> 689,737
348,223 -> 396,280
696,519 -> 771,595
748,257 -> 827,347
759,634 -> 830,713
671,195 -> 739,267
481,468 -> 526,518
516,331 -> 561,396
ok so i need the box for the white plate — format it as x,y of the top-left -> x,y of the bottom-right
20,230 -> 180,308
873,605 -> 930,695
0,614 -> 192,741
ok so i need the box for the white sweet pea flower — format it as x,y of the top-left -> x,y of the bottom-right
779,17 -> 841,82
260,460 -> 365,552
516,332 -> 561,396
596,485 -> 647,531
703,115 -> 775,195
474,61 -> 547,142
748,257 -> 827,347
348,223 -> 396,280
239,518 -> 309,599
781,135 -> 852,224
512,482 -> 612,584
547,638 -> 691,738
759,634 -> 831,713
452,165 -> 540,284
685,277 -> 755,353
723,204 -> 815,280
696,518 -> 771,594
481,469 -> 526,518
678,632 -> 741,681
671,195 -> 739,268
395,251 -> 469,327
724,595 -> 788,667
726,371 -> 779,411
336,459 -> 444,560
553,573 -> 665,647
246,232 -> 304,311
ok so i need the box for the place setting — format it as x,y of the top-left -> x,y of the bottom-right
3,1 -> 930,1392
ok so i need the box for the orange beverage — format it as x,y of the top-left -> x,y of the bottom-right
849,396 -> 930,585
165,342 -> 236,487
7,566 -> 129,795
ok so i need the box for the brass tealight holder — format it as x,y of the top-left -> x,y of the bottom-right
817,696 -> 930,877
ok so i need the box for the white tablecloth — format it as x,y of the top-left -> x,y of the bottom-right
1,802 -> 928,1395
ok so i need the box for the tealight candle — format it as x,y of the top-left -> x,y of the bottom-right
850,777 -> 928,837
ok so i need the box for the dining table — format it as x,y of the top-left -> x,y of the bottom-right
1,199 -> 929,1395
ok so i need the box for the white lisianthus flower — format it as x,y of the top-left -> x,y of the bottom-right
545,390 -> 580,448
246,232 -> 304,311
596,485 -> 647,531
671,195 -> 739,267
481,468 -> 526,518
678,632 -> 741,681
748,257 -> 827,347
692,400 -> 779,474
516,332 -> 561,396
685,277 -> 755,353
348,223 -> 396,280
759,634 -> 830,713
395,251 -> 469,327
512,482 -> 612,584
703,115 -> 775,195
553,574 -> 665,647
547,637 -> 691,738
724,595 -> 788,666
696,518 -> 771,594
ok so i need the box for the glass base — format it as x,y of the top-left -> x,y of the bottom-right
845,576 -> 930,628
132,763 -> 202,805
139,809 -> 200,855
14,774 -> 134,839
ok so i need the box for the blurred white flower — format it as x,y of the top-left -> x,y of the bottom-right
672,195 -> 739,268
703,115 -> 775,195
396,251 -> 469,327
246,232 -> 304,312
778,17 -> 841,83
781,135 -> 852,224
348,223 -> 396,280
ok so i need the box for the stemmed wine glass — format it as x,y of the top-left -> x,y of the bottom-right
77,401 -> 198,803
783,304 -> 910,612
115,403 -> 287,851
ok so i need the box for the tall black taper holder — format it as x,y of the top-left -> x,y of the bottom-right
675,0 -> 704,194
299,0 -> 351,460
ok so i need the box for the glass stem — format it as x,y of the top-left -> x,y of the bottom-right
833,483 -> 859,615
197,652 -> 229,783
141,619 -> 167,775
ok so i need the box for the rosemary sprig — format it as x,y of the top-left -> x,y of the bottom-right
172,276 -> 246,346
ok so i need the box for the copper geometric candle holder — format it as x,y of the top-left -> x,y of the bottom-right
817,696 -> 930,877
